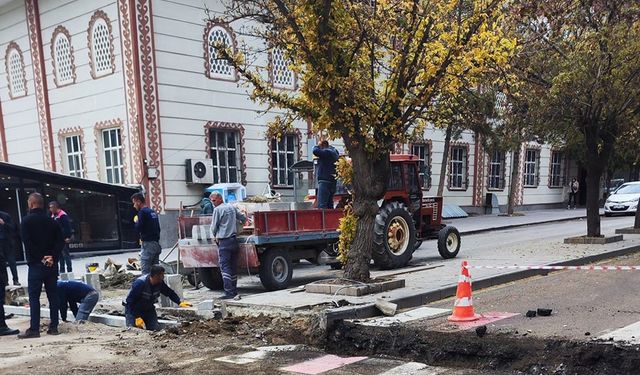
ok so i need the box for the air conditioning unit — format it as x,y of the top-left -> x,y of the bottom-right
185,159 -> 214,184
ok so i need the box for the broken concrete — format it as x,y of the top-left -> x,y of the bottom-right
374,299 -> 397,316
59,272 -> 74,281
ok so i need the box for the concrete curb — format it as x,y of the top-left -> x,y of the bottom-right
3,305 -> 179,329
457,214 -> 595,236
322,243 -> 640,328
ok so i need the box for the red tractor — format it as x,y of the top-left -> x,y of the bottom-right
178,154 -> 461,291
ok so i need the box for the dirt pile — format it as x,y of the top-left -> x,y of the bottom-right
102,272 -> 137,290
327,321 -> 640,375
161,314 -> 325,347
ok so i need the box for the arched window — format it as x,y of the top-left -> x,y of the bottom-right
204,22 -> 237,81
88,10 -> 115,79
51,26 -> 76,87
5,42 -> 27,99
270,48 -> 296,90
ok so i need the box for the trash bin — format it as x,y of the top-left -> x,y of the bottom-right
485,193 -> 500,214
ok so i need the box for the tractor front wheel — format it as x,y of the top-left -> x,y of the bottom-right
437,225 -> 461,259
372,202 -> 417,269
198,267 -> 223,290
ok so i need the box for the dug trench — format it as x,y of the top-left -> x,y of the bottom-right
324,321 -> 640,375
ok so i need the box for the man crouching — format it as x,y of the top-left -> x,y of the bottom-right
125,265 -> 190,331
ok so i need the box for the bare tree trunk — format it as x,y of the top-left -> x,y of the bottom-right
437,125 -> 453,197
343,146 -> 389,281
507,145 -> 521,215
585,170 -> 602,237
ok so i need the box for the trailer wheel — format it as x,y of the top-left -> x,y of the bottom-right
372,202 -> 417,269
259,248 -> 293,291
198,267 -> 223,290
437,226 -> 461,259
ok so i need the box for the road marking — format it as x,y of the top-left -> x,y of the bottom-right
379,361 -> 449,375
598,321 -> 640,345
451,311 -> 519,330
280,354 -> 367,374
214,350 -> 268,364
356,307 -> 450,327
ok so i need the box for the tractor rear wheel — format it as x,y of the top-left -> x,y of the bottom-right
372,202 -> 417,269
259,248 -> 293,291
437,225 -> 461,259
198,267 -> 223,290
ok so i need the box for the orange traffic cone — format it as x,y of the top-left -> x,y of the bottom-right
448,261 -> 481,322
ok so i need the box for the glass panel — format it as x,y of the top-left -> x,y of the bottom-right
227,132 -> 236,149
228,150 -> 237,167
279,170 -> 285,185
219,150 -> 227,167
217,132 -> 225,147
66,137 -> 72,153
105,150 -> 112,166
229,168 -> 237,183
210,131 -> 217,147
106,169 -> 113,183
103,131 -> 110,148
286,135 -> 294,151
111,129 -> 119,147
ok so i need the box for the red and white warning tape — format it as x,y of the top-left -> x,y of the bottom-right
467,265 -> 640,271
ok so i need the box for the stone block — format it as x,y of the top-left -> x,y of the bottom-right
60,272 -> 74,281
615,227 -> 640,235
564,235 -> 623,244
305,278 -> 405,296
197,300 -> 215,311
160,274 -> 183,307
4,285 -> 28,305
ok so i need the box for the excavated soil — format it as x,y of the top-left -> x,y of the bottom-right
326,321 -> 640,375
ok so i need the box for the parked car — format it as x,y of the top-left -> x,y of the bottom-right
604,181 -> 640,217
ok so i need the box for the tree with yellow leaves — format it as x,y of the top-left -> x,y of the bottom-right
213,0 -> 514,281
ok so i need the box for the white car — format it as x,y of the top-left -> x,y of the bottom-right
604,181 -> 640,217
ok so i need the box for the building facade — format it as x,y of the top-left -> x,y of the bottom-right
0,0 -> 575,248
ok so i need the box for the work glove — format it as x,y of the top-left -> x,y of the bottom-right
135,317 -> 145,329
133,215 -> 138,223
179,301 -> 192,308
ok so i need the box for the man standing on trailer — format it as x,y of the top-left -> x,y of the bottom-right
313,140 -> 340,209
210,192 -> 246,299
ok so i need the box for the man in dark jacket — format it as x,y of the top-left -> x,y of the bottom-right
49,201 -> 73,273
125,265 -> 190,331
0,210 -> 19,286
131,193 -> 161,274
57,280 -> 99,322
18,193 -> 63,339
313,140 -> 340,209
0,240 -> 19,335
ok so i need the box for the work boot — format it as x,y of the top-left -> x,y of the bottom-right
13,280 -> 20,286
0,326 -> 19,336
219,294 -> 237,300
17,329 -> 40,339
47,327 -> 60,335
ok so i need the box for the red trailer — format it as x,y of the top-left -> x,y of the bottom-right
178,154 -> 461,291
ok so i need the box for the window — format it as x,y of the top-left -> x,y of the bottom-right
523,148 -> 539,187
549,151 -> 564,187
64,135 -> 84,178
411,143 -> 431,189
488,150 -> 505,190
102,128 -> 124,184
88,11 -> 115,78
51,26 -> 75,86
271,135 -> 297,187
271,48 -> 295,89
209,129 -> 241,183
5,42 -> 27,98
449,146 -> 467,189
205,23 -> 236,80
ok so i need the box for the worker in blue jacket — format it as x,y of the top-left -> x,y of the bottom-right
57,280 -> 99,322
125,265 -> 191,331
313,140 -> 340,209
131,193 -> 161,274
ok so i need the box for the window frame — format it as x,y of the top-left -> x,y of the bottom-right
269,133 -> 301,188
5,42 -> 28,99
548,151 -> 565,188
94,119 -> 127,184
487,149 -> 506,191
448,144 -> 469,191
87,10 -> 116,79
50,25 -> 76,87
410,140 -> 432,190
523,148 -> 540,188
208,128 -> 241,184
269,48 -> 297,90
58,128 -> 87,178
203,21 -> 239,82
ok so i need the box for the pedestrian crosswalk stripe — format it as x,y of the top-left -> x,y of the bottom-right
214,350 -> 268,364
356,307 -> 450,327
280,354 -> 367,374
598,321 -> 640,345
379,361 -> 449,375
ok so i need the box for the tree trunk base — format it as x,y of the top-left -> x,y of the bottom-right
615,227 -> 640,235
563,235 -> 624,244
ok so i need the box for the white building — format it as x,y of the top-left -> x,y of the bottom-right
0,0 -> 575,247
